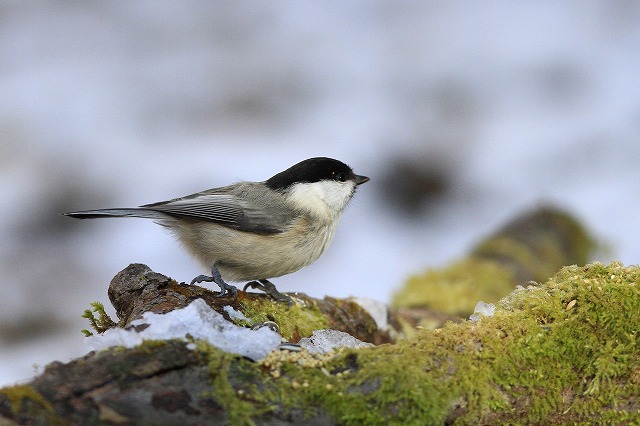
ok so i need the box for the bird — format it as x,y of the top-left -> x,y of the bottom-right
64,157 -> 369,304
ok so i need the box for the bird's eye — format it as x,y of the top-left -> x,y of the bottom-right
334,172 -> 346,182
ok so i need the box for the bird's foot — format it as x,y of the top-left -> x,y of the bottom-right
189,266 -> 238,302
243,279 -> 292,307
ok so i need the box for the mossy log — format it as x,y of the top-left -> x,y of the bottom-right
2,262 -> 639,424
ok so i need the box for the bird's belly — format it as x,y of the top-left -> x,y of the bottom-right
175,217 -> 336,282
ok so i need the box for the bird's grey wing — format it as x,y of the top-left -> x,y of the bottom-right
141,189 -> 294,234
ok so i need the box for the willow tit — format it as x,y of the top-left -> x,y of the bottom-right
65,157 -> 369,303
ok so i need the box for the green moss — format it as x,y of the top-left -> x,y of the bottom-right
0,384 -> 64,424
243,262 -> 640,424
493,262 -> 640,417
196,340 -> 272,425
81,301 -> 116,334
137,339 -> 169,351
393,258 -> 517,315
240,297 -> 329,341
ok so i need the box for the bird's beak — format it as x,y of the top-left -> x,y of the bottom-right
355,175 -> 370,185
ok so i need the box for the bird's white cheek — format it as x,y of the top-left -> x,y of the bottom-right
320,181 -> 355,212
287,181 -> 354,218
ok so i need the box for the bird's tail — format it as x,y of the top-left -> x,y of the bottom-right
63,208 -> 168,220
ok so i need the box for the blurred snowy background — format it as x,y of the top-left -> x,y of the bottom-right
2,1 -> 640,386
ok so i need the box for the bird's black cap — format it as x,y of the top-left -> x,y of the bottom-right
265,157 -> 368,191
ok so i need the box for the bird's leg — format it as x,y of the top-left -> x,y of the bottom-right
190,264 -> 238,301
243,279 -> 292,306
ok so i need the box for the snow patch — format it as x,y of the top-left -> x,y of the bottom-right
85,298 -> 281,361
298,329 -> 373,354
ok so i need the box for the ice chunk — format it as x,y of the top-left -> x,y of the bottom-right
298,329 -> 373,354
85,298 -> 281,361
224,305 -> 249,322
469,301 -> 496,322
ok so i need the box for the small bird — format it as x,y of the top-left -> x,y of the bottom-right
65,157 -> 369,303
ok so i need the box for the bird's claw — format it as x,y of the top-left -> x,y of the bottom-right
213,285 -> 238,302
189,270 -> 238,302
190,274 -> 213,285
244,279 -> 293,307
